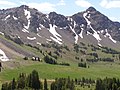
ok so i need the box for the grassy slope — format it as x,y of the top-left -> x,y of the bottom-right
1,35 -> 120,90
1,61 -> 120,82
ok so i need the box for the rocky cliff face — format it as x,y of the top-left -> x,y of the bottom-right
0,5 -> 120,48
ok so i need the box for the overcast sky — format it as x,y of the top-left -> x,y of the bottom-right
0,0 -> 120,22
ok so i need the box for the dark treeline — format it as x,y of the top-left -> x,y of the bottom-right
86,57 -> 114,62
1,70 -> 43,90
96,77 -> 120,90
51,77 -> 75,90
78,62 -> 87,68
44,55 -> 70,66
2,70 -> 120,90
1,70 -> 74,90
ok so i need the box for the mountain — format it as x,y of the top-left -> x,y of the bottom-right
0,5 -> 120,61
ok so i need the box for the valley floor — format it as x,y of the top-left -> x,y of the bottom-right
1,60 -> 120,90
1,60 -> 120,81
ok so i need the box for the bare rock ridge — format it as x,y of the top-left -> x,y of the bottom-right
0,5 -> 120,48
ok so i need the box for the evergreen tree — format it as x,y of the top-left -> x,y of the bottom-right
31,70 -> 41,89
11,78 -> 16,90
1,82 -> 8,90
0,62 -> 1,67
44,78 -> 48,90
17,73 -> 26,89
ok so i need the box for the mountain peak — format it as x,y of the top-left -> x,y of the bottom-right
86,6 -> 96,12
19,5 -> 29,9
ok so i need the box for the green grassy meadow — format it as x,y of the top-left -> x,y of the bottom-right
1,61 -> 120,82
1,34 -> 120,89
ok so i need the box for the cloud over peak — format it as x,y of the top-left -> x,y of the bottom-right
100,0 -> 120,8
75,0 -> 92,8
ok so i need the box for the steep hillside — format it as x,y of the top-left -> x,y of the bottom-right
0,5 -> 120,62
0,5 -> 119,46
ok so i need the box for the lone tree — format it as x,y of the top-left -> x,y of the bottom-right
44,78 -> 48,90
31,70 -> 41,89
0,62 -> 2,72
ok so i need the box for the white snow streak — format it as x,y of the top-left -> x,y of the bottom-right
40,24 -> 44,28
22,9 -> 31,32
13,15 -> 18,20
83,12 -> 102,45
37,33 -> 42,38
27,37 -> 36,40
24,9 -> 31,20
100,30 -> 104,33
46,39 -> 52,41
37,42 -> 41,45
69,21 -> 79,44
49,24 -> 62,44
79,24 -> 84,38
70,26 -> 78,44
22,28 -> 29,33
98,43 -> 102,46
0,32 -> 4,35
79,28 -> 84,38
5,15 -> 10,20
0,49 -> 9,61
50,36 -> 62,45
104,29 -> 117,43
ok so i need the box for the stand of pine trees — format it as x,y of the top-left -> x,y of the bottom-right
50,77 -> 75,90
96,77 -> 120,90
1,70 -> 43,90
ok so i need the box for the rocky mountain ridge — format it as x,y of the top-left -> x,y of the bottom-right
0,5 -> 120,48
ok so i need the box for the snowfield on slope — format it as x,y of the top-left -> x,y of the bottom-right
104,29 -> 117,43
83,12 -> 102,45
49,24 -> 62,44
22,9 -> 31,32
0,49 -> 9,61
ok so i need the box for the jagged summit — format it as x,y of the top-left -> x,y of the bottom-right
86,6 -> 97,12
19,5 -> 29,9
0,5 -> 119,49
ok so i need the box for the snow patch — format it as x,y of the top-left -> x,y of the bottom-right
13,15 -> 18,20
97,31 -> 100,34
79,24 -> 84,38
101,30 -> 104,33
0,32 -> 4,35
27,37 -> 36,40
67,17 -> 73,22
83,12 -> 102,45
104,29 -> 117,43
49,24 -> 62,44
40,24 -> 44,28
37,33 -> 42,38
46,14 -> 49,18
87,31 -> 91,35
73,21 -> 76,28
17,36 -> 20,39
22,28 -> 29,33
79,28 -> 84,38
24,9 -> 31,19
5,15 -> 10,20
63,26 -> 68,29
37,27 -> 41,32
59,28 -> 63,29
46,39 -> 52,41
0,49 -> 9,61
50,36 -> 62,45
87,14 -> 91,18
22,9 -> 31,31
70,26 -> 78,44
98,43 -> 102,46
37,42 -> 41,45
